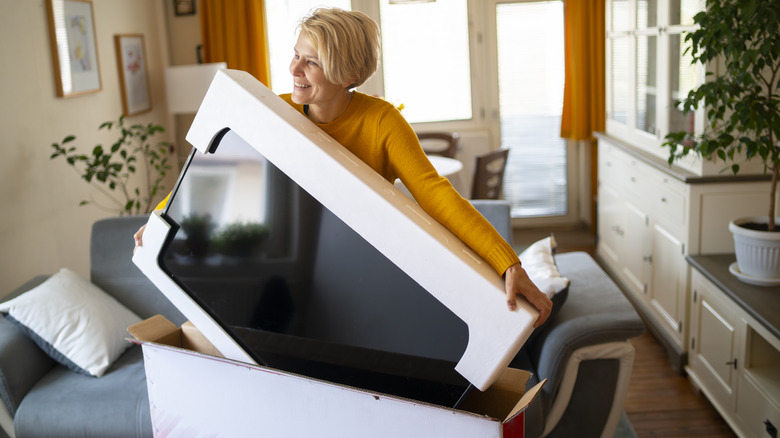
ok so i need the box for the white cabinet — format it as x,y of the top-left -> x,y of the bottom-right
596,135 -> 774,371
688,266 -> 780,438
650,224 -> 686,336
689,270 -> 740,412
597,140 -> 688,353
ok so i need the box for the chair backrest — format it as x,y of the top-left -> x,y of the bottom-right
471,148 -> 510,200
417,132 -> 460,159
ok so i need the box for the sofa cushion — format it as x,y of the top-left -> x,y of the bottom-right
519,235 -> 570,344
14,346 -> 153,438
0,268 -> 141,377
518,235 -> 569,299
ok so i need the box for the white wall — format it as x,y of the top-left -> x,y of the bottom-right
0,0 -> 175,295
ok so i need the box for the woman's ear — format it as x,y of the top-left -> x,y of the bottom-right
343,78 -> 357,89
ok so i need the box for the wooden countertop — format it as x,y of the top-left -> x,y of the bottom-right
687,254 -> 780,340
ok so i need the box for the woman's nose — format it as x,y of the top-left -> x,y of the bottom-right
290,58 -> 303,76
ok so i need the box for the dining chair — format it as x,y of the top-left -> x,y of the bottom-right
417,132 -> 460,159
471,148 -> 510,200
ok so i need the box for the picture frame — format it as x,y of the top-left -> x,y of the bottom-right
115,34 -> 152,116
46,0 -> 102,97
174,0 -> 196,16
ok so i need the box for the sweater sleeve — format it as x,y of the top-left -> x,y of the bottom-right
380,113 -> 520,275
154,192 -> 170,211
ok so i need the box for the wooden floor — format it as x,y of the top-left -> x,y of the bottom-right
626,331 -> 736,438
512,224 -> 737,438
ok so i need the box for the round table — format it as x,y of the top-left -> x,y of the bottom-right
394,156 -> 466,198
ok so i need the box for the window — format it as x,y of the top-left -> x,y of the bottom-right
495,1 -> 567,218
265,1 -> 579,222
379,0 -> 472,123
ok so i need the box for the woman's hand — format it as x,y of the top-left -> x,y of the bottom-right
133,225 -> 146,254
504,262 -> 552,327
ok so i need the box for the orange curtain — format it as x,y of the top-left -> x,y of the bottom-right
200,0 -> 271,87
560,0 -> 605,141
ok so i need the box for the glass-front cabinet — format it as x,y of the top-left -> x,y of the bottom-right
606,0 -> 705,171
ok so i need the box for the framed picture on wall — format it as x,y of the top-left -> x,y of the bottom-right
174,0 -> 196,16
115,34 -> 152,116
46,0 -> 102,97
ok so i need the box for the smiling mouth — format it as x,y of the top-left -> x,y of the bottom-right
295,82 -> 311,89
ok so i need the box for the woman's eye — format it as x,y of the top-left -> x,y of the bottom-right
308,61 -> 319,67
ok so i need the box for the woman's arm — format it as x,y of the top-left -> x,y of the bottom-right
384,120 -> 551,323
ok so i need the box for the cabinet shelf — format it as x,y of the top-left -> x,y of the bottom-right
743,368 -> 780,407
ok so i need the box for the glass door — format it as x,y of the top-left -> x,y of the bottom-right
493,0 -> 571,221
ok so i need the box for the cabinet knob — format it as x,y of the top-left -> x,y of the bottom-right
726,359 -> 737,369
661,197 -> 667,203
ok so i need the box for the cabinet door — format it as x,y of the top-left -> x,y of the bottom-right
621,200 -> 650,299
689,272 -> 739,414
597,182 -> 623,268
649,223 -> 686,345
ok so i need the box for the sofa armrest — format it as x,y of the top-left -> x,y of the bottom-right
528,252 -> 644,411
0,277 -> 56,418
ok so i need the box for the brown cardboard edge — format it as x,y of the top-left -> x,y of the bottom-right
127,314 -> 180,345
180,320 -> 224,358
504,378 -> 547,423
458,367 -> 533,420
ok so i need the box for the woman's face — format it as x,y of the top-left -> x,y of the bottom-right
289,34 -> 347,108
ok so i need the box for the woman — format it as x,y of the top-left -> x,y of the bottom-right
136,7 -> 551,326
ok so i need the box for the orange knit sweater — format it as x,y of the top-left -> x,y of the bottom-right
157,92 -> 519,275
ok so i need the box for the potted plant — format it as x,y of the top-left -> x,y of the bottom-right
663,0 -> 780,284
180,214 -> 215,258
50,115 -> 173,215
212,221 -> 270,259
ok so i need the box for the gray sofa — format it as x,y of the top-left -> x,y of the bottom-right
0,201 -> 643,438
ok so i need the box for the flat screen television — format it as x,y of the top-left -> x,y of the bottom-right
156,129 -> 474,407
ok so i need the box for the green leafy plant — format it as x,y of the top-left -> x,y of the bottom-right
50,115 -> 173,215
662,0 -> 780,229
212,222 -> 270,257
180,214 -> 215,257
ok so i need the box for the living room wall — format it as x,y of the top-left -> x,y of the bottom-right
0,0 -> 178,296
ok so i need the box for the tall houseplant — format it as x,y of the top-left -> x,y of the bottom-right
50,116 -> 173,215
662,0 -> 780,283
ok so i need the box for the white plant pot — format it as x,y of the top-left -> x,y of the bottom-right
729,217 -> 780,286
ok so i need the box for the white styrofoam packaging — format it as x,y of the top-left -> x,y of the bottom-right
133,69 -> 538,391
128,315 -> 544,438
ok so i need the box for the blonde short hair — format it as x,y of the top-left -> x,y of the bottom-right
298,8 -> 381,89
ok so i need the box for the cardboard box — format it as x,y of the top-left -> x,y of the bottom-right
129,315 -> 544,438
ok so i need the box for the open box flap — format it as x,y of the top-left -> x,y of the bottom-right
505,379 -> 546,422
180,321 -> 224,358
458,367 -> 536,421
128,316 -> 224,358
127,314 -> 179,346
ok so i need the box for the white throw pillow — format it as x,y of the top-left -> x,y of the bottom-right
518,235 -> 570,299
0,268 -> 141,377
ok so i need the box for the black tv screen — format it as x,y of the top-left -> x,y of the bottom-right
159,130 -> 472,407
